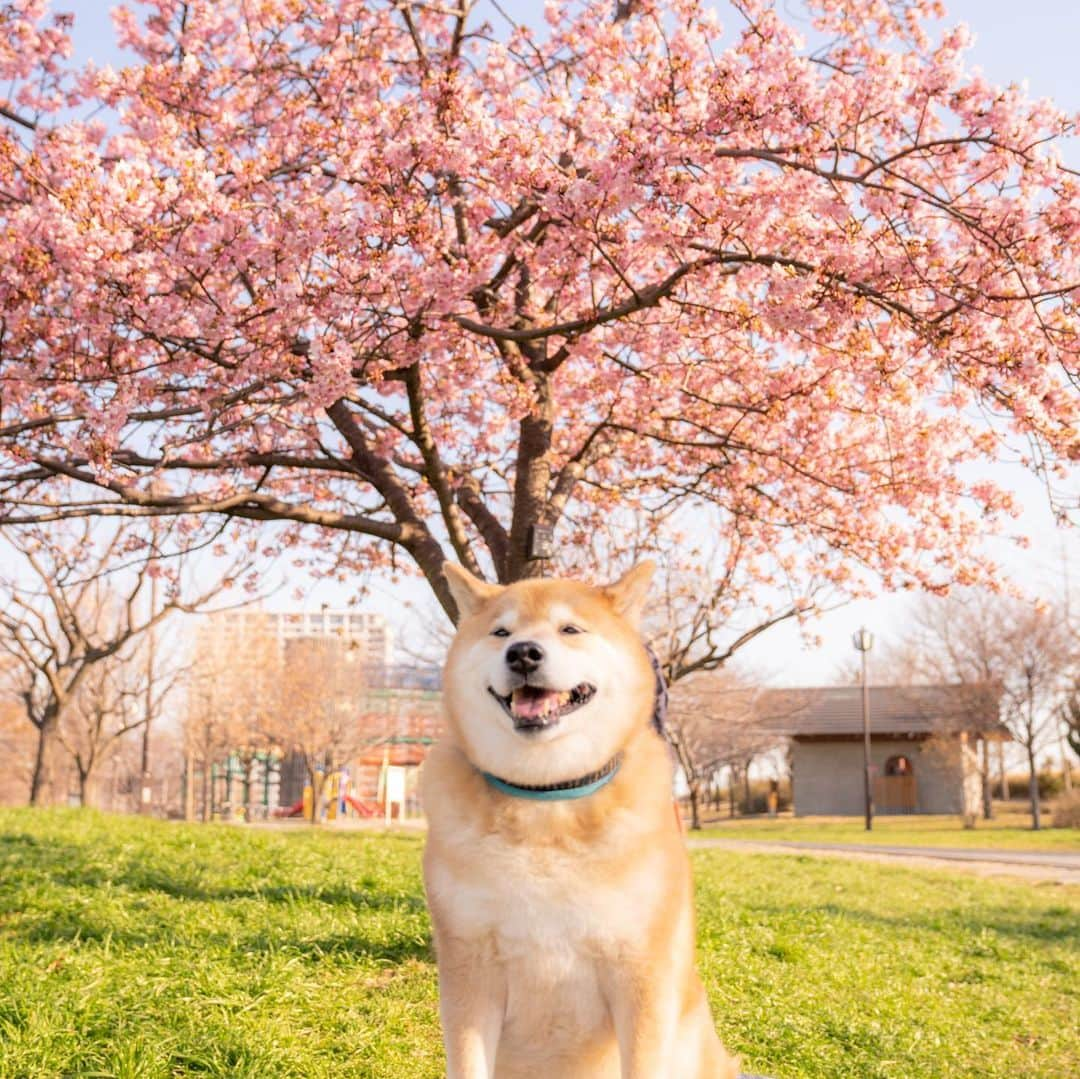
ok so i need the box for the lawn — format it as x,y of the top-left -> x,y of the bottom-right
696,808 -> 1080,851
0,810 -> 1076,1079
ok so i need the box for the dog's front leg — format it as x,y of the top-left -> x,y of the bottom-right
436,939 -> 505,1079
604,964 -> 680,1079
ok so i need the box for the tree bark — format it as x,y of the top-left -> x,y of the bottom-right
688,783 -> 701,831
184,750 -> 196,821
28,715 -> 60,806
1027,745 -> 1041,831
980,738 -> 993,820
507,377 -> 555,582
1058,727 -> 1073,793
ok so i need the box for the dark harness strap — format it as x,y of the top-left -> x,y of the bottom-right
645,643 -> 671,742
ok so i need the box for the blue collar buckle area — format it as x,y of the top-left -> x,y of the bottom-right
481,755 -> 622,801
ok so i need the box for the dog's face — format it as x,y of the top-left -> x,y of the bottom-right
441,562 -> 656,786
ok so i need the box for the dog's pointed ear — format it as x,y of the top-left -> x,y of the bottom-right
603,560 -> 656,627
443,562 -> 502,621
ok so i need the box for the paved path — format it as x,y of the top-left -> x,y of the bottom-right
687,837 -> 1080,885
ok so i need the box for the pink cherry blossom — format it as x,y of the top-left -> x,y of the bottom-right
0,0 -> 1076,621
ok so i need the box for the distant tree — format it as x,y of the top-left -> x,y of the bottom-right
0,521 -> 246,805
0,664 -> 35,805
265,637 -> 369,822
182,614 -> 278,820
900,592 -> 1074,829
666,670 -> 786,829
58,642 -> 184,809
59,661 -> 139,808
1063,682 -> 1080,763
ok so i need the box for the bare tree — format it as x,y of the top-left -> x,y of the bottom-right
58,640 -> 185,808
181,613 -> 278,820
664,670 -> 786,830
264,636 -> 370,822
59,661 -> 138,807
0,661 -> 35,804
899,592 -> 1074,830
1062,681 -> 1080,768
0,521 -> 249,805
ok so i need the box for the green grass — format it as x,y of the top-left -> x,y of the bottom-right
696,809 -> 1080,851
0,810 -> 1077,1078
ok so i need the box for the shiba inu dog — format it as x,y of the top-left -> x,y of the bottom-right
420,562 -> 739,1079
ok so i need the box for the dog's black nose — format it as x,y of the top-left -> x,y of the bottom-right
505,640 -> 545,675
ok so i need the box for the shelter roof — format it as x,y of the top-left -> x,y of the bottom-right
754,684 -> 1006,739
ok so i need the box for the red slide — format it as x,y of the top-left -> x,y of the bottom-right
272,799 -> 305,818
343,795 -> 378,818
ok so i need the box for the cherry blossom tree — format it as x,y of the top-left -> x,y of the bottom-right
1,0 -> 1078,623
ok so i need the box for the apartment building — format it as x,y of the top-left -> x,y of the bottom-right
198,607 -> 394,667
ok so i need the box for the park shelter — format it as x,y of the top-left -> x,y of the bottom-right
758,685 -> 1006,816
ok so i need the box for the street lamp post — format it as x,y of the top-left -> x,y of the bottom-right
852,627 -> 874,831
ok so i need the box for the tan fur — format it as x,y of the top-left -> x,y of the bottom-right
422,566 -> 740,1079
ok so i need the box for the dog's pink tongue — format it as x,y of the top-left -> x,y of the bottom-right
512,688 -> 559,718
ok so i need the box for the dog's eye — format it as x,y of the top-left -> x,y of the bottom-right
560,625 -> 584,635
490,627 -> 510,638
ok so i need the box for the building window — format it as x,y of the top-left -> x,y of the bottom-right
884,755 -> 913,776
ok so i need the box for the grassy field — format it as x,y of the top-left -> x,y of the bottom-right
0,810 -> 1077,1079
696,808 -> 1080,851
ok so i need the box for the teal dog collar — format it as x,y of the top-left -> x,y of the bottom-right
481,755 -> 622,801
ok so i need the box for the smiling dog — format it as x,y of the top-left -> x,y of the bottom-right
420,562 -> 739,1079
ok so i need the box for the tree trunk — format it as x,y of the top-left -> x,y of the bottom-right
980,738 -> 993,820
76,768 -> 90,808
1058,727 -> 1073,793
997,740 -> 1008,800
184,750 -> 196,821
28,715 -> 60,806
743,758 -> 753,812
1027,745 -> 1041,831
688,782 -> 701,831
728,765 -> 738,818
507,377 -> 554,582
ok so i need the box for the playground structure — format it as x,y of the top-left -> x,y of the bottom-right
185,671 -> 443,822
191,749 -> 282,822
197,736 -> 433,822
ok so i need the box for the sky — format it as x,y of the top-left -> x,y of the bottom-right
55,0 -> 1080,685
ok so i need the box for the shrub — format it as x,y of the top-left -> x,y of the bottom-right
739,780 -> 792,816
1001,772 -> 1066,800
1051,790 -> 1080,829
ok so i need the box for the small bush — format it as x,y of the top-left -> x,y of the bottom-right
1051,790 -> 1080,829
1038,771 -> 1065,799
1000,772 -> 1066,800
739,780 -> 792,816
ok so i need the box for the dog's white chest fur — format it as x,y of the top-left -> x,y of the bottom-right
430,823 -> 656,960
428,821 -> 664,1072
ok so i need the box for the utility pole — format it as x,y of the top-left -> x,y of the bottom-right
139,559 -> 159,815
853,627 -> 874,831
